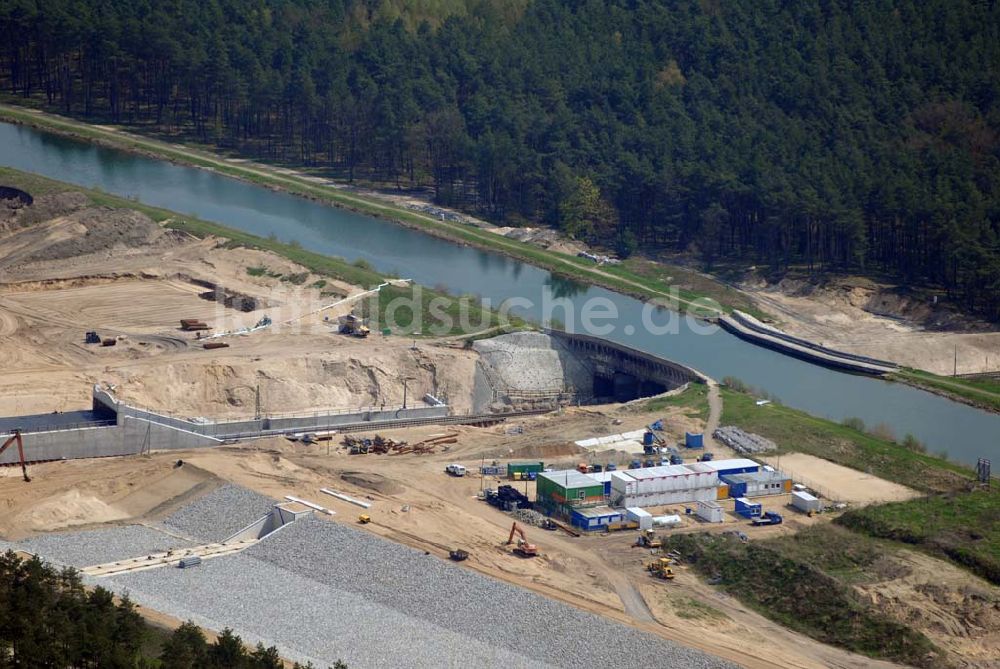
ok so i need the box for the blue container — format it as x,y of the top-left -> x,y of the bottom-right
527,472 -> 537,481
685,432 -> 704,448
735,497 -> 762,518
643,431 -> 655,446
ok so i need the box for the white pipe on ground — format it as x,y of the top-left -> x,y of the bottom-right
320,488 -> 372,509
284,495 -> 335,515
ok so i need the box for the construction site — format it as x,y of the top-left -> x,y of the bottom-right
1,188 -> 997,669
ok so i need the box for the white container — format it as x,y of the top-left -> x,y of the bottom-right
791,490 -> 822,513
696,500 -> 724,523
625,507 -> 653,531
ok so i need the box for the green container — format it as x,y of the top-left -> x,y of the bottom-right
507,461 -> 544,477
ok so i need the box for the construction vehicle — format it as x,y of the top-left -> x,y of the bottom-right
338,313 -> 370,338
506,521 -> 538,558
445,463 -> 467,477
634,529 -> 662,549
179,319 -> 211,331
0,429 -> 30,482
358,514 -> 371,524
539,518 -> 558,531
449,549 -> 469,561
85,331 -> 101,344
751,511 -> 783,527
645,557 -> 675,580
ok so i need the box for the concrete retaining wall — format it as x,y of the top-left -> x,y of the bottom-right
0,419 -> 220,465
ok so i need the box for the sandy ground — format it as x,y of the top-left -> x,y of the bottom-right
0,194 -> 479,417
760,453 -> 920,505
1,193 -> 994,668
5,409 -> 992,669
743,279 -> 1000,375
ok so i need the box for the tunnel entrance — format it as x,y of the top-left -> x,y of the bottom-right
593,373 -> 667,403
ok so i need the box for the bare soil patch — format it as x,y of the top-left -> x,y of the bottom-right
763,452 -> 920,504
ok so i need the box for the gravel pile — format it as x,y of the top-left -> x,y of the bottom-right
246,517 -> 734,668
163,484 -> 275,542
107,553 -> 548,669
17,525 -> 196,568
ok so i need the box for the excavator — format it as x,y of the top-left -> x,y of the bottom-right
0,429 -> 30,482
506,521 -> 538,558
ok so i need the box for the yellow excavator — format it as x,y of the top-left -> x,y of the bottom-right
506,521 -> 539,558
646,557 -> 675,580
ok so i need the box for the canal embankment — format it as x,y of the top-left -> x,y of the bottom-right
718,310 -> 898,376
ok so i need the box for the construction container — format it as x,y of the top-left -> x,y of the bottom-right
178,556 -> 202,569
507,461 -> 544,478
686,458 -> 760,478
791,491 -> 822,513
625,507 -> 653,531
696,500 -> 724,523
721,470 -> 792,498
609,465 -> 719,508
569,505 -> 625,530
685,432 -> 704,448
734,497 -> 762,518
202,341 -> 229,350
536,470 -> 605,509
480,465 -> 504,476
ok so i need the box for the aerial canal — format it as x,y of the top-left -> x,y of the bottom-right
1,121 -> 996,465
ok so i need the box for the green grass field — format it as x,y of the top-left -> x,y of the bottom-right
662,531 -> 945,668
641,383 -> 711,422
894,368 -> 1000,412
836,488 -> 1000,585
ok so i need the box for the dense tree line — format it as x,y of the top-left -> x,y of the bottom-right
2,0 -> 998,318
0,551 -> 343,668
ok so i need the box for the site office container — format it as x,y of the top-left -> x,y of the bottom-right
734,497 -> 762,518
507,461 -> 544,477
569,506 -> 625,530
696,500 -> 724,523
616,486 -> 718,508
687,458 -> 760,478
791,491 -> 822,513
537,471 -> 605,507
721,471 -> 792,498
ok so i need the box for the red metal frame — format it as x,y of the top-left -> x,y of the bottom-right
0,430 -> 30,482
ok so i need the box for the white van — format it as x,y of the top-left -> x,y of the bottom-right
445,464 -> 467,477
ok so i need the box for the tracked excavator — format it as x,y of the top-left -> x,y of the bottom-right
506,521 -> 538,558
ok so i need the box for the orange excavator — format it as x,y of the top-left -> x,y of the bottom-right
506,521 -> 538,558
0,429 -> 30,482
